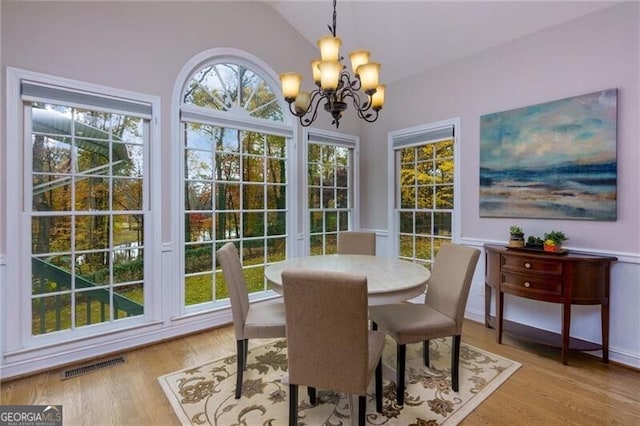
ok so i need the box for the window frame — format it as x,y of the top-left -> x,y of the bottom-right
5,67 -> 162,350
387,118 -> 461,261
303,128 -> 360,256
171,48 -> 296,316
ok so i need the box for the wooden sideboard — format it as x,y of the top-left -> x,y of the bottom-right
484,244 -> 617,365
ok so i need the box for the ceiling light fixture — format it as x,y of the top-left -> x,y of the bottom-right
279,0 -> 385,128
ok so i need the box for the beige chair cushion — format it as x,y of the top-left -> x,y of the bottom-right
244,302 -> 287,339
368,303 -> 456,345
337,231 -> 376,255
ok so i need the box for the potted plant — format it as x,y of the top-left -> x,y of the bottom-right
543,230 -> 568,252
508,225 -> 525,247
526,235 -> 544,249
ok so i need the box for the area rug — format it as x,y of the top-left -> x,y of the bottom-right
158,337 -> 521,425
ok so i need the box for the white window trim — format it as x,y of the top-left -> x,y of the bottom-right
4,67 -> 162,352
171,48 -> 296,317
303,127 -> 360,256
387,117 -> 461,257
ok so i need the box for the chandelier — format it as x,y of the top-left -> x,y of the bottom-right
279,0 -> 385,128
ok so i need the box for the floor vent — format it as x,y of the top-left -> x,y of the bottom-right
60,356 -> 126,380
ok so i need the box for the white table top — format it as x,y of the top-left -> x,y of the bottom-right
265,254 -> 430,306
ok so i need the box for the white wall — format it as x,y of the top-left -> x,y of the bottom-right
360,2 -> 640,367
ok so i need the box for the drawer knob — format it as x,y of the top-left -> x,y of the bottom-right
524,282 -> 531,288
524,262 -> 531,269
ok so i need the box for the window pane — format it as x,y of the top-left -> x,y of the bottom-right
32,255 -> 72,295
113,178 -> 142,210
185,244 -> 213,274
76,250 -> 110,285
399,211 -> 413,234
75,177 -> 110,211
185,273 -> 213,306
243,184 -> 264,209
32,174 -> 72,211
32,216 -> 72,253
32,294 -> 72,335
267,212 -> 286,236
243,212 -> 264,237
76,215 -> 110,251
186,213 -> 213,242
113,247 -> 143,284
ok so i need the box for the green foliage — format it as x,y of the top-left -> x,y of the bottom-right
509,225 -> 523,235
544,230 -> 568,244
527,235 -> 544,245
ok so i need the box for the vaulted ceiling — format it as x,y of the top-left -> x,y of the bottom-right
268,1 -> 619,84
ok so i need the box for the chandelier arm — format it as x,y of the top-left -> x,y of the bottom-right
348,90 -> 379,122
297,90 -> 325,126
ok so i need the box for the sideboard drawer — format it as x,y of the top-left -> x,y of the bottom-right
502,272 -> 563,297
502,255 -> 562,275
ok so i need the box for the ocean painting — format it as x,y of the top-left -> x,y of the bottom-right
479,89 -> 617,220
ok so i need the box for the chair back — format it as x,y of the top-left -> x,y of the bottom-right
337,231 -> 376,255
424,243 -> 480,333
282,269 -> 370,395
216,242 -> 250,340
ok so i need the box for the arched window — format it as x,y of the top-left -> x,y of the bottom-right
174,48 -> 294,313
183,62 -> 283,121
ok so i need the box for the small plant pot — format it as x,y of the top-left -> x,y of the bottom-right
543,242 -> 561,252
509,233 -> 525,248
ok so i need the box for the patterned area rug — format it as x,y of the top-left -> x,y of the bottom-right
158,337 -> 520,425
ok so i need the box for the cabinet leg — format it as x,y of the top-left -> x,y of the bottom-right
484,283 -> 492,328
496,291 -> 504,344
562,303 -> 571,365
602,302 -> 609,363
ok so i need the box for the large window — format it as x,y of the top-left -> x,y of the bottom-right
390,121 -> 458,268
6,71 -> 159,344
305,130 -> 358,255
177,50 -> 293,311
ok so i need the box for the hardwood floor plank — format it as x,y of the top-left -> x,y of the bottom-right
1,319 -> 638,426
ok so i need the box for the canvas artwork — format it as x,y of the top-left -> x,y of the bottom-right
479,89 -> 617,220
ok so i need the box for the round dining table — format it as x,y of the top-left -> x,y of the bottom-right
264,254 -> 430,305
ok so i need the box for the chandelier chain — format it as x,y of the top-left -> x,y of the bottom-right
329,0 -> 337,37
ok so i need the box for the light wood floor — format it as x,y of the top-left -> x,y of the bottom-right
1,319 -> 639,425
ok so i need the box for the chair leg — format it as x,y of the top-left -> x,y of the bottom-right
375,357 -> 383,413
452,335 -> 461,392
397,343 -> 406,406
289,384 -> 298,426
243,339 -> 249,370
423,340 -> 430,367
307,386 -> 316,405
358,395 -> 366,426
235,339 -> 244,399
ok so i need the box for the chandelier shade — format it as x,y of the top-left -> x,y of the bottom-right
280,0 -> 385,128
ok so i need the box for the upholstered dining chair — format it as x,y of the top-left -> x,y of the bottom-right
216,242 -> 286,399
369,243 -> 480,405
337,231 -> 376,255
281,269 -> 385,426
